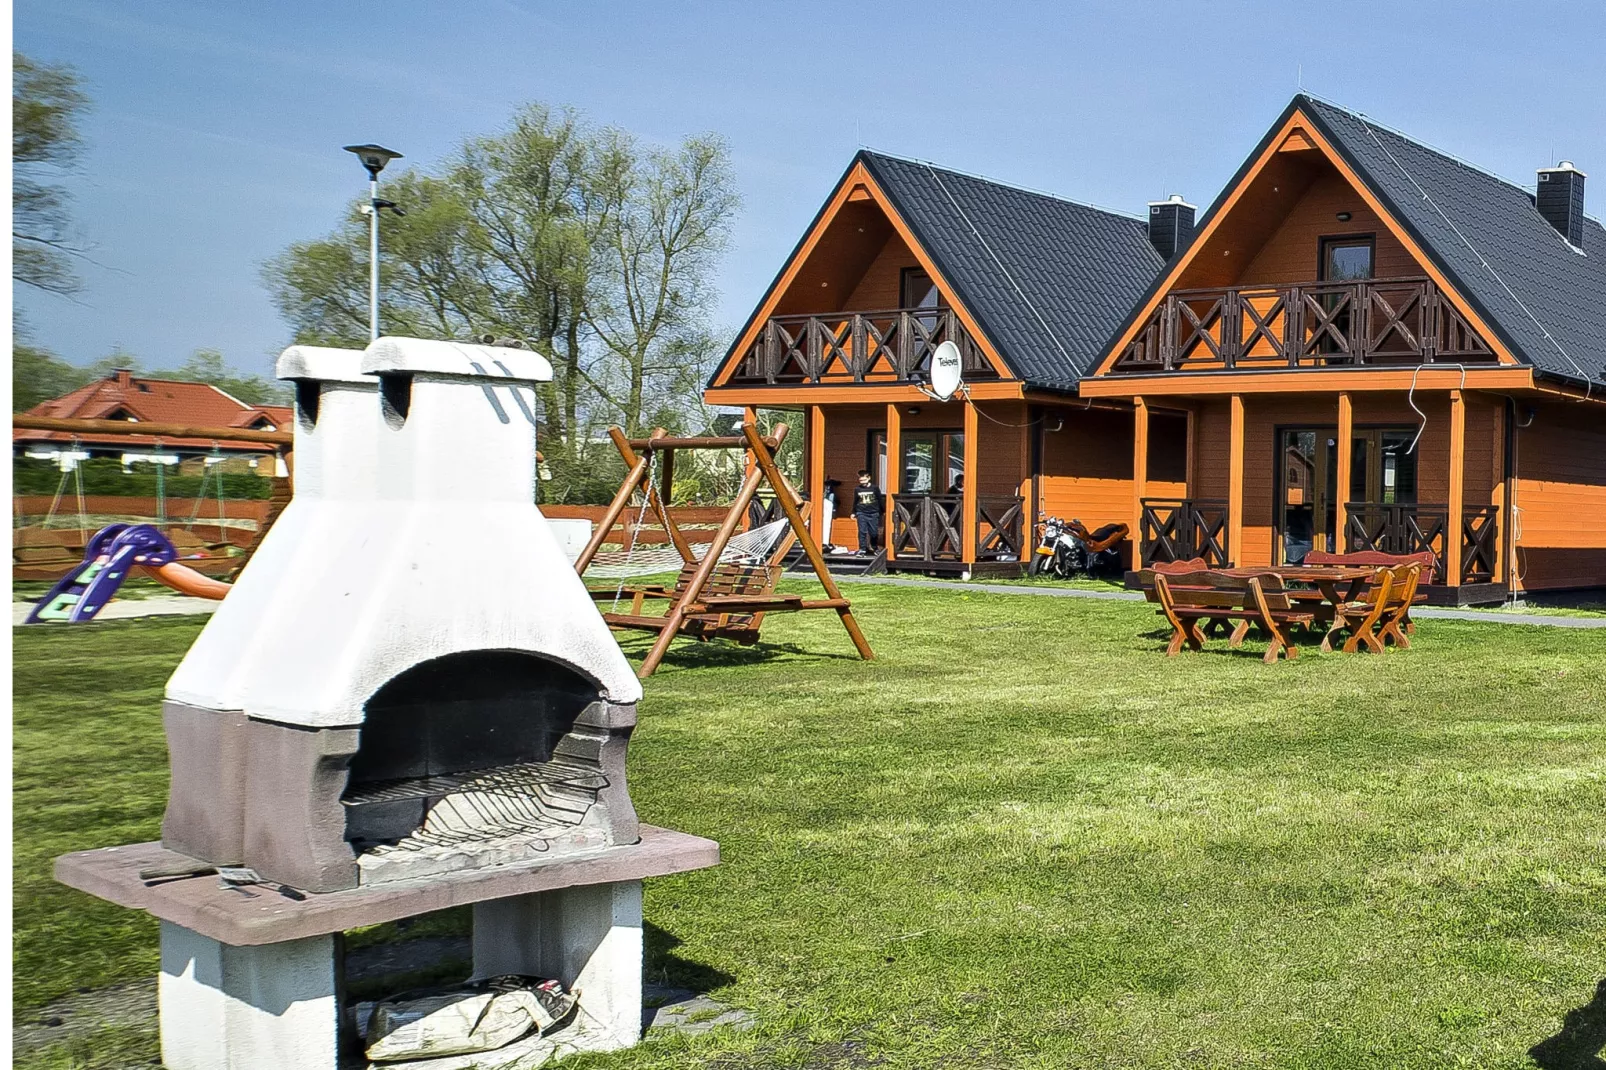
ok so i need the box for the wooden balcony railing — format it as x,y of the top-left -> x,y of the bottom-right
1139,498 -> 1230,567
889,493 -> 1024,565
731,307 -> 994,385
1113,276 -> 1496,373
1342,501 -> 1499,585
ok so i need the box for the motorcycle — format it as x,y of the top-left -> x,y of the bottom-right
1030,515 -> 1130,579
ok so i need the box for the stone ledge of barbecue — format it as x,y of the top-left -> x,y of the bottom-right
275,344 -> 374,384
362,337 -> 553,384
54,824 -> 716,947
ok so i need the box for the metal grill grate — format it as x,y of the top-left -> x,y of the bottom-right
342,760 -> 608,808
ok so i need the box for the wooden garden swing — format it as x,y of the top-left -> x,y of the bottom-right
574,421 -> 874,678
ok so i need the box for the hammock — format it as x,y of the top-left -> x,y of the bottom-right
578,517 -> 790,579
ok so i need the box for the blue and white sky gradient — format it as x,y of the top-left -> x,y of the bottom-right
14,0 -> 1605,377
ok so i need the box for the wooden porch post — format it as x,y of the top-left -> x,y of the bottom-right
1184,407 -> 1196,498
962,398 -> 979,564
1492,401 -> 1506,586
1335,392 -> 1353,553
1132,396 -> 1149,566
807,405 -> 827,545
1228,394 -> 1245,567
885,402 -> 902,561
1447,389 -> 1465,589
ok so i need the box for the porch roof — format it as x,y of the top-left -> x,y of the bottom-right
857,151 -> 1165,391
1276,98 -> 1605,388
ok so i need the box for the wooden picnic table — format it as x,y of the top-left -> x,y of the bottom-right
1223,565 -> 1377,623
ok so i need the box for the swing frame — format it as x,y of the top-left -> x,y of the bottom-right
575,421 -> 874,678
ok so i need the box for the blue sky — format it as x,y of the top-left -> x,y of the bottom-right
15,0 -> 1605,378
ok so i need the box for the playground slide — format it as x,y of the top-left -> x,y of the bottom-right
25,523 -> 231,624
143,561 -> 233,600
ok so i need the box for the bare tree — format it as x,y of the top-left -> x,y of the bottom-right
13,52 -> 92,295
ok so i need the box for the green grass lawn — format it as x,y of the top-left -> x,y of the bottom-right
14,582 -> 1606,1068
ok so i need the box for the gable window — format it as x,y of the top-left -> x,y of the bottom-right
1319,235 -> 1374,282
900,268 -> 941,310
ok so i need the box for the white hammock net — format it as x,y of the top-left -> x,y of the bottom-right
578,517 -> 791,579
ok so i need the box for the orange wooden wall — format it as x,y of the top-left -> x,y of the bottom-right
842,234 -> 922,311
1512,400 -> 1606,591
1192,392 -> 1500,569
1237,170 -> 1415,285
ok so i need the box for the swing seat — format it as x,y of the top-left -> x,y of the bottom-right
600,560 -> 789,644
574,422 -> 875,678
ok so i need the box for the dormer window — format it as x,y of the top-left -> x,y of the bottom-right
106,408 -> 138,421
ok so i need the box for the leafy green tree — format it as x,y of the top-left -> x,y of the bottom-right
13,52 -> 90,294
262,103 -> 739,503
157,349 -> 288,406
12,342 -> 88,411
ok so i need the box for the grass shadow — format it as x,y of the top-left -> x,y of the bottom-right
1529,978 -> 1606,1068
645,920 -> 735,995
621,639 -> 860,674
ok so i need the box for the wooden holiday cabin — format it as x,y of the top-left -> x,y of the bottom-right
1081,96 -> 1606,603
703,150 -> 1179,575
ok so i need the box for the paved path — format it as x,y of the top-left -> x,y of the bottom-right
12,595 -> 220,626
834,574 -> 1606,629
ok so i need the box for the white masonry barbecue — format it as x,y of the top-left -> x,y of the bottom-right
164,337 -> 643,892
55,337 -> 719,1070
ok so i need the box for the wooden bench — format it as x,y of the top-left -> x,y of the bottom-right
594,559 -> 785,646
1152,570 -> 1316,663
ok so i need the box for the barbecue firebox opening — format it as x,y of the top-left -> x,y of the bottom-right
341,650 -> 636,884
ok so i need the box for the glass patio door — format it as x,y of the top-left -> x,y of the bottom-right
1277,429 -> 1338,564
1347,429 -> 1418,505
871,429 -> 965,493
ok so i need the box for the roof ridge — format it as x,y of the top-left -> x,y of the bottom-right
860,148 -> 1149,224
1297,92 -> 1602,225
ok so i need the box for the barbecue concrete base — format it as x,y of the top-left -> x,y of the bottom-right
473,880 -> 644,1052
56,827 -> 716,1069
158,923 -> 339,1070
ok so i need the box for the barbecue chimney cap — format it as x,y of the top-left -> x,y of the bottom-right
361,337 -> 553,383
275,345 -> 376,385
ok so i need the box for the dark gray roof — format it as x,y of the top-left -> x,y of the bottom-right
860,151 -> 1165,390
1299,96 -> 1606,386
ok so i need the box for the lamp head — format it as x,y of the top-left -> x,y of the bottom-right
343,143 -> 403,178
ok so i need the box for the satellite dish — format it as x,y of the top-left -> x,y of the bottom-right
929,340 -> 963,401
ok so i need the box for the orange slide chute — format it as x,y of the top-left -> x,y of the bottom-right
141,562 -> 233,600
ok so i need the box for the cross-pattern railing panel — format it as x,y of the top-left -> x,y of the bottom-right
1344,502 -> 1449,583
890,493 -> 964,562
1459,504 -> 1500,584
733,307 -> 994,385
1139,498 -> 1230,567
975,495 -> 1025,561
1113,277 -> 1496,373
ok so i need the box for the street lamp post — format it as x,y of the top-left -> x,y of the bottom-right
342,144 -> 403,341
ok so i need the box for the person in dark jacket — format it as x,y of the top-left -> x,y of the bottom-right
851,470 -> 884,554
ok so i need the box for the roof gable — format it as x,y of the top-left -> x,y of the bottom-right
860,153 -> 1164,389
1300,97 -> 1606,386
709,151 -> 1165,392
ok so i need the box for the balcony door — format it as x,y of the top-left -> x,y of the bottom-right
1316,236 -> 1374,358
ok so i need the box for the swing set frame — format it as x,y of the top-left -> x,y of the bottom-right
575,422 -> 874,678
